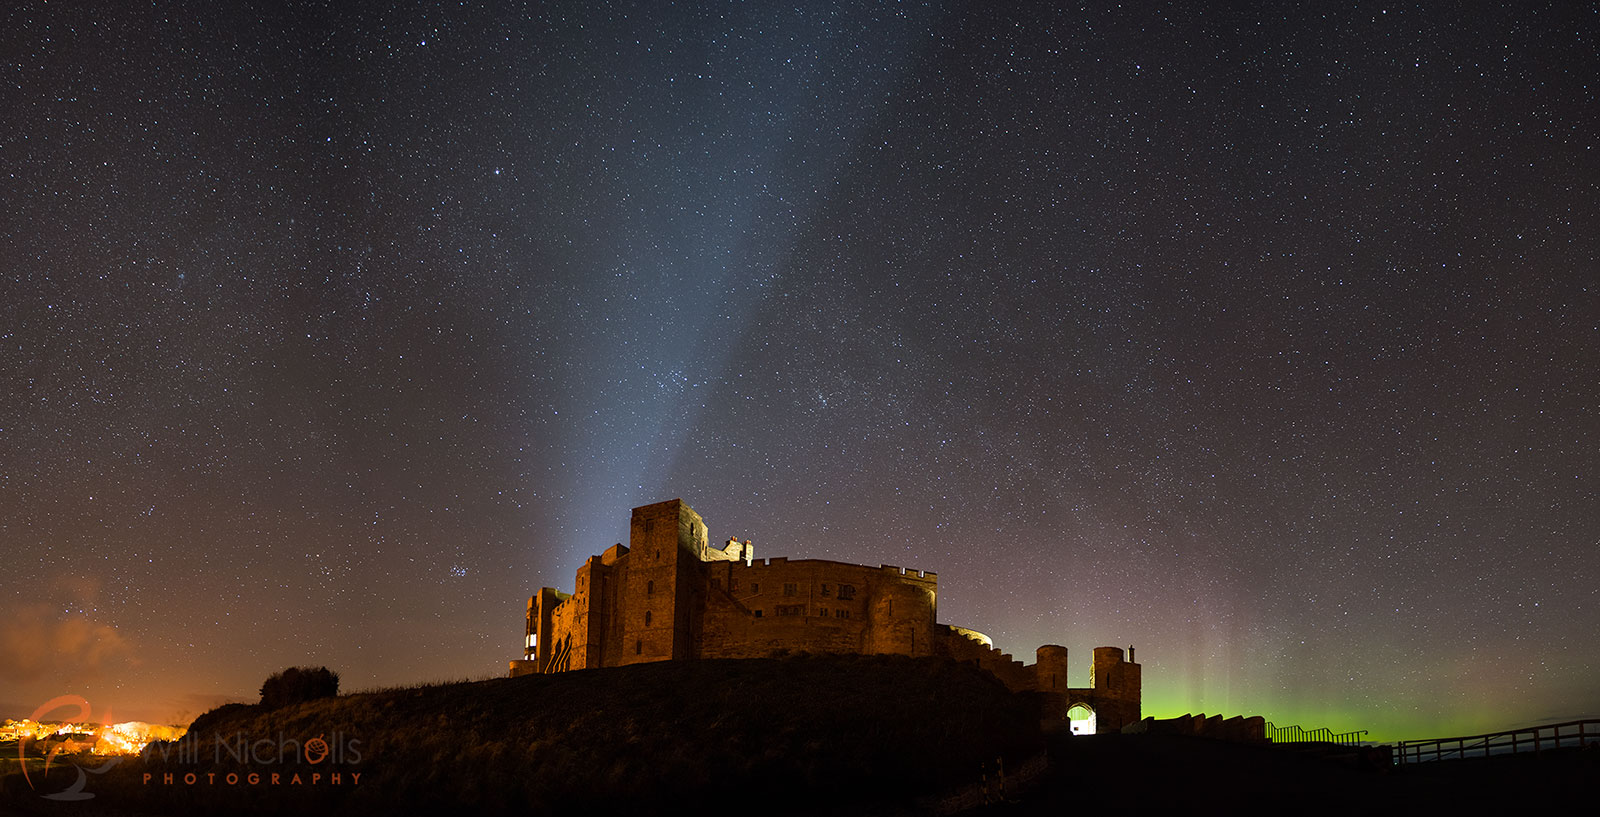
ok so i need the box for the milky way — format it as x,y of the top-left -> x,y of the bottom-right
3,3 -> 1596,741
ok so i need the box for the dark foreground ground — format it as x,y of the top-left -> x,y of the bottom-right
977,731 -> 1599,816
7,734 -> 1593,816
3,655 -> 1593,816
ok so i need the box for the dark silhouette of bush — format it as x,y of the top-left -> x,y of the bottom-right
258,666 -> 340,708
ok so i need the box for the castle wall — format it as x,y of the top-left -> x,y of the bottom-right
697,559 -> 935,658
596,552 -> 627,666
513,499 -> 1141,730
934,626 -> 1032,690
699,603 -> 867,658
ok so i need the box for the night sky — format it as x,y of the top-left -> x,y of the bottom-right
3,2 -> 1596,743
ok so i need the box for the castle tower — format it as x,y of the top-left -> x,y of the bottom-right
569,555 -> 608,667
866,577 -> 936,656
1034,644 -> 1071,724
1088,646 -> 1142,730
1035,645 -> 1069,693
620,499 -> 707,664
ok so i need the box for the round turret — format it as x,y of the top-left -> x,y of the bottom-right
1035,645 -> 1069,692
866,580 -> 935,656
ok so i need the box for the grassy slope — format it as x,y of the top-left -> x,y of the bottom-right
34,654 -> 1039,817
5,660 -> 1593,817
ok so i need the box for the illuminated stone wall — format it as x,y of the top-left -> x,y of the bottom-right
511,499 -> 1143,732
698,559 -> 935,659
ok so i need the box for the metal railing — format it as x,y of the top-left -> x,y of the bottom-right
1266,722 -> 1368,746
1395,719 -> 1600,765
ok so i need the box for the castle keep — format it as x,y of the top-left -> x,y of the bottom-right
511,499 -> 1141,731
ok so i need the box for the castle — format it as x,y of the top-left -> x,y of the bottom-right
511,499 -> 1141,731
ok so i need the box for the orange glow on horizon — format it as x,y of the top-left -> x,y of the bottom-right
3,718 -> 187,756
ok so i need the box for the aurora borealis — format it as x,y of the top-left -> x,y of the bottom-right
3,2 -> 1596,743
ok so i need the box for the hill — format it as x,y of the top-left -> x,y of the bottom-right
8,655 -> 1590,816
6,654 -> 1039,816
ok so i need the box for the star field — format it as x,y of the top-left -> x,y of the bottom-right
2,2 -> 1596,741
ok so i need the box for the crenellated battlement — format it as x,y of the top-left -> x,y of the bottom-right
879,564 -> 936,580
1125,713 -> 1266,742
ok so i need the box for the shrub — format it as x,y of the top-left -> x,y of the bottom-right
259,666 -> 340,709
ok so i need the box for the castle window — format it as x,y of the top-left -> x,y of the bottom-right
645,611 -> 652,625
835,609 -> 850,619
635,639 -> 642,655
821,584 -> 831,597
776,604 -> 803,616
818,607 -> 828,617
753,610 -> 763,618
783,583 -> 797,596
647,580 -> 654,595
750,582 -> 759,594
838,584 -> 856,600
